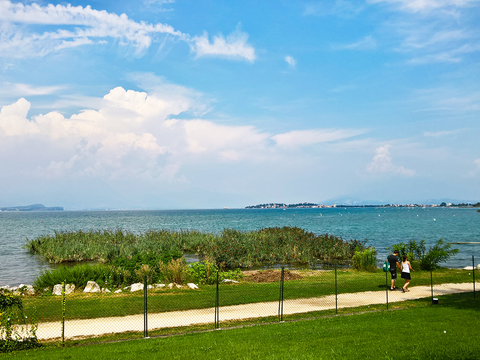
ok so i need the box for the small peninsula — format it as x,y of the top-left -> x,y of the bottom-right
0,204 -> 64,212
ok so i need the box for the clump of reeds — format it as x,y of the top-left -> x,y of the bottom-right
196,227 -> 366,269
158,258 -> 189,284
27,227 -> 367,288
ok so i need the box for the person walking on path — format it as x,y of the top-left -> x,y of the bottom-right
401,255 -> 414,292
388,250 -> 401,290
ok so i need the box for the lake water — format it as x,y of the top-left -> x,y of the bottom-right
1,207 -> 479,286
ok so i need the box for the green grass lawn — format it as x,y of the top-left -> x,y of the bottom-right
5,292 -> 480,360
21,268 -> 477,323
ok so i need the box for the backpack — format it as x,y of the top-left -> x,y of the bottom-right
383,259 -> 390,272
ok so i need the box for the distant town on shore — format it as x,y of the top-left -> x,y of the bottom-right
245,202 -> 480,209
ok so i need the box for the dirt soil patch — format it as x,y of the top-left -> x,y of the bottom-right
243,269 -> 303,283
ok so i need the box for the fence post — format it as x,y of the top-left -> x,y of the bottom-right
144,276 -> 148,338
335,264 -> 338,315
473,255 -> 476,300
278,267 -> 284,322
215,271 -> 219,329
385,270 -> 389,310
430,268 -> 434,303
61,281 -> 66,347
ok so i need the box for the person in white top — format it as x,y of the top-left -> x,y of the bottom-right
401,255 -> 414,293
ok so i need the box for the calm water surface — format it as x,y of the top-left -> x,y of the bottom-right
1,207 -> 479,286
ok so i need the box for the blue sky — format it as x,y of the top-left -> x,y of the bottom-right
0,0 -> 479,209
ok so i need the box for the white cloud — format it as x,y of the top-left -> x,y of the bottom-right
367,0 -> 478,12
423,129 -> 461,136
285,56 -> 296,67
191,29 -> 256,62
0,83 -> 64,97
0,0 -> 184,58
475,159 -> 480,169
366,145 -> 415,176
333,35 -> 377,50
0,82 -> 371,183
272,129 -> 364,148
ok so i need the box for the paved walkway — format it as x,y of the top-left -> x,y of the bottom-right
19,282 -> 478,340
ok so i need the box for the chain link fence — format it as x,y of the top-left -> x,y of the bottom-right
3,256 -> 479,346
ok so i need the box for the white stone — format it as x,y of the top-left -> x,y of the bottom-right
123,286 -> 130,290
155,284 -> 165,288
65,284 -> 75,294
187,283 -> 198,289
83,281 -> 101,293
463,266 -> 475,271
222,279 -> 239,283
52,284 -> 63,296
175,284 -> 183,289
102,288 -> 111,293
130,283 -> 144,292
477,264 -> 480,269
0,285 -> 11,291
168,283 -> 174,289
114,289 -> 122,294
17,284 -> 35,295
147,285 -> 154,289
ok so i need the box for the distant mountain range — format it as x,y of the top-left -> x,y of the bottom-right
0,204 -> 63,211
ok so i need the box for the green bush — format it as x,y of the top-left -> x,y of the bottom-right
419,239 -> 459,270
352,247 -> 377,271
389,239 -> 459,270
389,239 -> 426,261
34,263 -> 132,289
0,291 -> 40,353
188,261 -> 244,285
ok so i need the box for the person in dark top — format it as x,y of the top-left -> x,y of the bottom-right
387,250 -> 401,290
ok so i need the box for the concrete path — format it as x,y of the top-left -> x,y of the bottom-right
22,282 -> 478,340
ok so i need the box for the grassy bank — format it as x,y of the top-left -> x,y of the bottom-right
5,292 -> 480,360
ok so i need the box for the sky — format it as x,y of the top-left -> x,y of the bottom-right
0,0 -> 479,210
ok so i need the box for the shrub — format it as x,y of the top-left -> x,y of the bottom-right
0,291 -> 40,353
389,239 -> 459,270
159,258 -> 189,284
389,240 -> 426,261
34,263 -> 132,289
189,260 -> 219,285
352,247 -> 377,271
419,239 -> 459,270
189,261 -> 244,284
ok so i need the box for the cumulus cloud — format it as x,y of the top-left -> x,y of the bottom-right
366,145 -> 415,176
0,83 -> 368,182
191,29 -> 256,62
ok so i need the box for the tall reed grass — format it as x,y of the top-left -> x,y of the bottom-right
26,227 -> 366,270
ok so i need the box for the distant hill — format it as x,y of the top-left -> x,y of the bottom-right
0,204 -> 63,211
